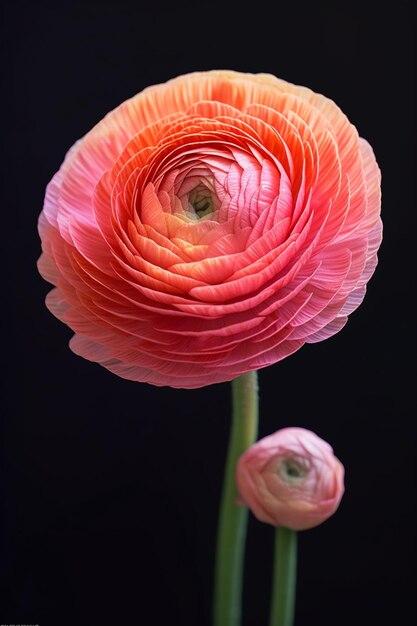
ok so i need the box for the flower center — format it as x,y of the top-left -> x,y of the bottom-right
279,458 -> 309,483
188,183 -> 216,218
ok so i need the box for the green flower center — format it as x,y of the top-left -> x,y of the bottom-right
188,183 -> 216,218
279,458 -> 309,482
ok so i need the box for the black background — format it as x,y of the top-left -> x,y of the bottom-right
2,1 -> 416,625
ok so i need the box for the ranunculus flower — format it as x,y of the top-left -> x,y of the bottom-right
235,427 -> 345,530
38,70 -> 382,389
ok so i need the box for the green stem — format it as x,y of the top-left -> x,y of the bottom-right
213,370 -> 259,626
269,527 -> 298,626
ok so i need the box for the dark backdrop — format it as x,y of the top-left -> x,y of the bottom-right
2,1 -> 416,625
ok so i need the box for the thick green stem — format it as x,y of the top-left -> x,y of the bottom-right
213,370 -> 259,626
269,527 -> 297,626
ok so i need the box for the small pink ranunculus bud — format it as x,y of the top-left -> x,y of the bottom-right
236,427 -> 345,530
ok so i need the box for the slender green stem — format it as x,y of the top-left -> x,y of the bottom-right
269,527 -> 298,626
213,370 -> 259,626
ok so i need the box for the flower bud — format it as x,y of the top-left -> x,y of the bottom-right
236,427 -> 345,530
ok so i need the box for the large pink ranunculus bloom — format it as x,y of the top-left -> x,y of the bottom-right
38,70 -> 382,389
236,427 -> 345,530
